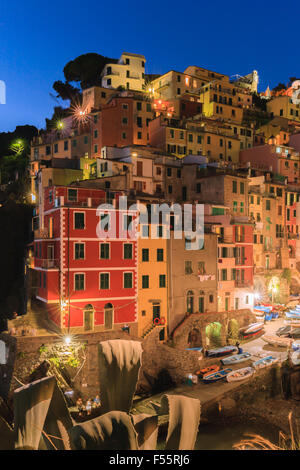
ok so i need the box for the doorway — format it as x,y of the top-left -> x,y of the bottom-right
84,304 -> 94,331
104,303 -> 113,330
153,304 -> 161,322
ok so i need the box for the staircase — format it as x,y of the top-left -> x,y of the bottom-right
141,320 -> 156,339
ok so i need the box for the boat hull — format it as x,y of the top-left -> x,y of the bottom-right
226,367 -> 254,382
205,346 -> 238,358
221,352 -> 251,365
202,368 -> 232,383
253,356 -> 279,369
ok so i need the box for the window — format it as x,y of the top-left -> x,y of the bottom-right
46,145 -> 51,155
107,78 -> 111,85
68,189 -> 77,201
54,143 -> 58,153
168,185 -> 173,194
266,200 -> 271,211
207,136 -> 211,144
123,214 -> 133,232
124,272 -> 133,289
177,169 -> 181,178
185,261 -> 193,274
159,275 -> 166,288
74,243 -> 84,260
72,139 -> 77,147
146,103 -> 151,112
232,180 -> 237,193
142,275 -> 149,288
196,183 -> 201,193
170,129 -> 174,138
100,213 -> 110,231
122,117 -> 128,125
240,182 -> 245,194
221,269 -> 227,281
123,243 -> 133,259
94,145 -> 98,153
122,132 -> 127,140
100,273 -> 110,289
64,141 -> 68,151
137,102 -> 142,111
142,225 -> 149,237
75,274 -> 84,291
84,136 -> 88,144
100,243 -> 110,259
157,225 -> 163,237
142,248 -> 149,261
198,262 -> 206,274
137,116 -> 142,127
157,248 -> 164,261
74,212 -> 85,229
137,132 -> 142,140
167,168 -> 172,177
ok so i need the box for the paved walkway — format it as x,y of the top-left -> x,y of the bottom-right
133,317 -> 289,416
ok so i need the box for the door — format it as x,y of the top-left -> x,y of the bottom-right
84,306 -> 94,331
104,303 -> 113,330
182,186 -> 187,201
153,304 -> 161,322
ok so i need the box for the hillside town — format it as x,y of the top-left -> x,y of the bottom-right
1,49 -> 300,452
24,53 -> 300,339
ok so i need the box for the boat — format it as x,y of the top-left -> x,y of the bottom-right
285,312 -> 300,319
185,347 -> 203,352
292,340 -> 300,351
242,329 -> 265,339
253,356 -> 279,369
240,322 -> 264,335
202,368 -> 232,383
226,367 -> 255,383
262,335 -> 293,348
276,325 -> 291,337
196,364 -> 220,377
291,351 -> 300,366
205,346 -> 238,358
284,319 -> 300,326
221,352 -> 252,365
288,328 -> 300,339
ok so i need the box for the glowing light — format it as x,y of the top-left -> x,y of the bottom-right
31,193 -> 36,203
57,120 -> 64,130
64,335 -> 71,345
10,139 -> 25,155
70,100 -> 90,126
254,293 -> 260,300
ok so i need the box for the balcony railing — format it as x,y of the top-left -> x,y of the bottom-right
34,228 -> 54,239
235,280 -> 252,288
41,259 -> 59,269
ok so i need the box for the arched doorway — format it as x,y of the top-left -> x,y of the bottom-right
187,290 -> 194,314
84,304 -> 94,331
205,322 -> 222,347
187,328 -> 202,348
104,303 -> 114,330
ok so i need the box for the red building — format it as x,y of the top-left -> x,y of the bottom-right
33,186 -> 138,333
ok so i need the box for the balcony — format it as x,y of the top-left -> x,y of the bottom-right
34,228 -> 54,239
235,280 -> 252,288
41,259 -> 59,269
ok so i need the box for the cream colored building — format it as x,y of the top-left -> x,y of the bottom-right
101,52 -> 146,91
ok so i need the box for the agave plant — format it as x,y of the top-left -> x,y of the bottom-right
0,339 -> 201,450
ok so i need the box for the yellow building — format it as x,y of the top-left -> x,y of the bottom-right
267,95 -> 300,122
137,222 -> 168,338
101,52 -> 146,91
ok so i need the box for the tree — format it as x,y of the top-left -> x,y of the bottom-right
272,82 -> 286,92
63,52 -> 117,90
52,80 -> 81,102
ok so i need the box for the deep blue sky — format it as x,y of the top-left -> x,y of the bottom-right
0,0 -> 299,132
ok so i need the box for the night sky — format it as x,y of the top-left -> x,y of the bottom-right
0,0 -> 299,132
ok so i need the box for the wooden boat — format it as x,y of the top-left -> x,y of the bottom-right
291,351 -> 300,366
284,319 -> 300,326
285,312 -> 300,319
221,352 -> 251,365
276,325 -> 291,337
226,367 -> 254,383
205,346 -> 237,358
292,340 -> 300,351
185,347 -> 203,352
240,322 -> 264,335
289,328 -> 300,339
262,335 -> 293,348
253,356 -> 279,369
196,364 -> 220,377
243,329 -> 265,339
202,368 -> 232,383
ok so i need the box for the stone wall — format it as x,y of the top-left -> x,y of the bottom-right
172,309 -> 256,350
